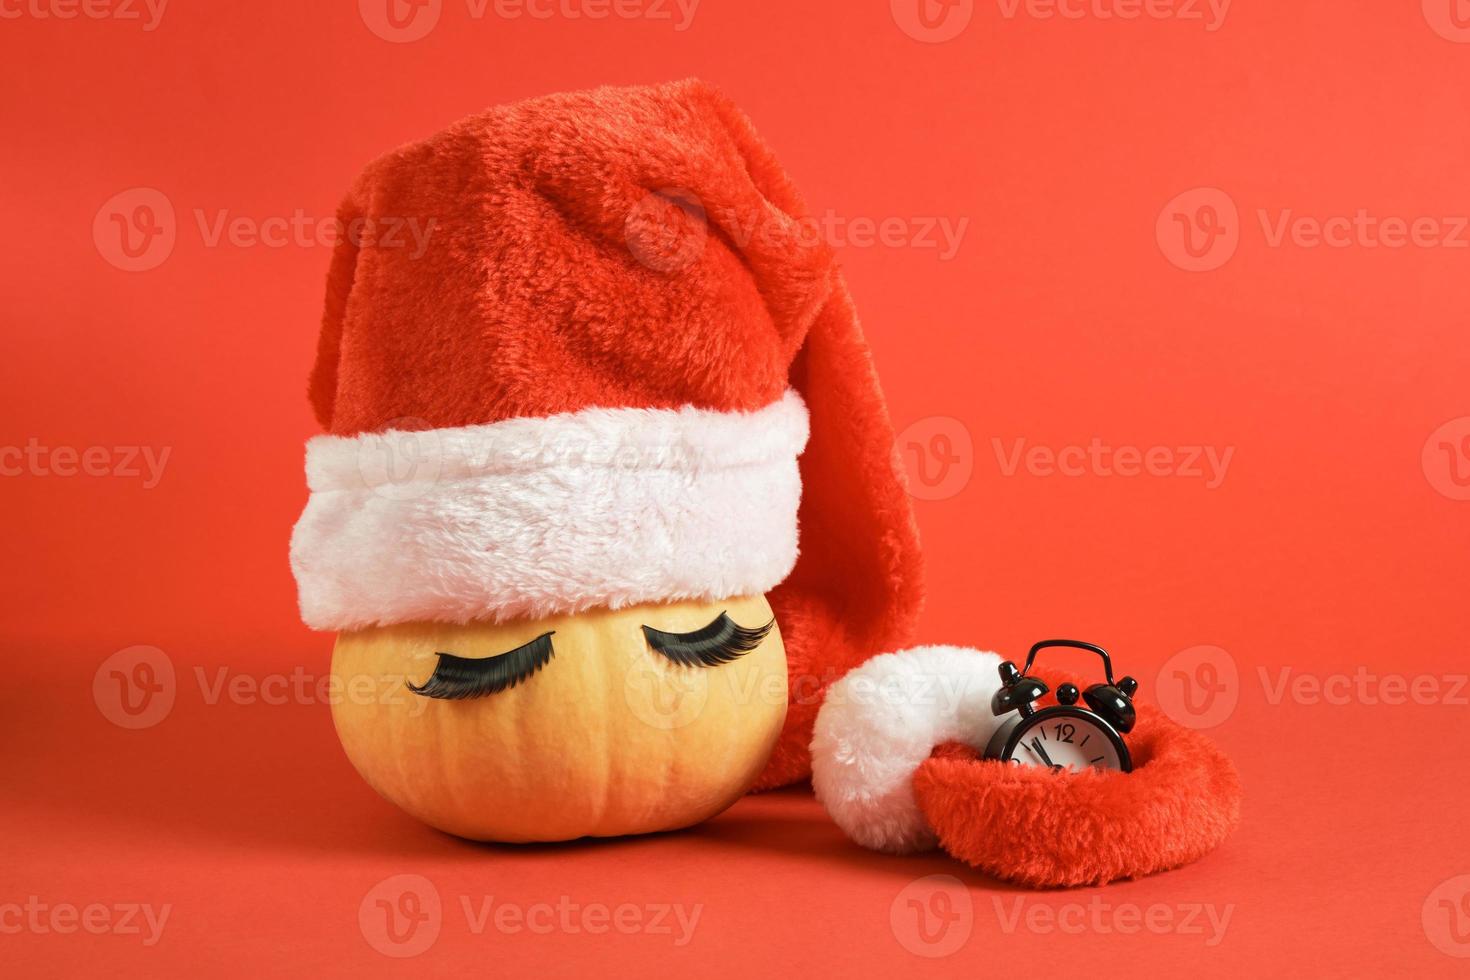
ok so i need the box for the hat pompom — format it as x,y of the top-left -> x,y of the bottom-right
811,646 -> 1004,851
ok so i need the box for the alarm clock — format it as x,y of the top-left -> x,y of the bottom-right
984,639 -> 1139,773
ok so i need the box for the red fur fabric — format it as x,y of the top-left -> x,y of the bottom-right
305,79 -> 923,788
913,692 -> 1242,887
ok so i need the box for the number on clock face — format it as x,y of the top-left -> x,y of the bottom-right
1010,715 -> 1124,771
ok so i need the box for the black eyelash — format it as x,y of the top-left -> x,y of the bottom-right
641,613 -> 774,668
407,632 -> 555,700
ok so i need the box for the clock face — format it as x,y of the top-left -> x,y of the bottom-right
1007,709 -> 1127,772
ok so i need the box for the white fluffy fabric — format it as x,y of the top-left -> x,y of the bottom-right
290,391 -> 809,631
811,645 -> 1006,854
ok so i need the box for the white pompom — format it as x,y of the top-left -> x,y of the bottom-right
810,645 -> 1005,853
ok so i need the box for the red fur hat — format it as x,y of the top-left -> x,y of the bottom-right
289,79 -> 924,788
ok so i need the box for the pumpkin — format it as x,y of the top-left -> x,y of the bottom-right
330,594 -> 786,842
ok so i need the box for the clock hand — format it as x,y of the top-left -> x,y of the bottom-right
1031,737 -> 1057,768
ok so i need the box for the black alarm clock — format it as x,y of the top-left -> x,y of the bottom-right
984,639 -> 1139,773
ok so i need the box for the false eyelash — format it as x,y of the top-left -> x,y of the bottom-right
641,613 -> 774,668
407,632 -> 555,700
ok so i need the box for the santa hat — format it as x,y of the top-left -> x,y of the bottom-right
289,79 -> 924,788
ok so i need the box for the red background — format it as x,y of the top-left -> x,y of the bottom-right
4,0 -> 1470,975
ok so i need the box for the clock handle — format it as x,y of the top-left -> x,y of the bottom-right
1022,639 -> 1116,685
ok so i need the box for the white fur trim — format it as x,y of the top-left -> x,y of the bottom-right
290,391 -> 809,631
811,646 -> 1005,854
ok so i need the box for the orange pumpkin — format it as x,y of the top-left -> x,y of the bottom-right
330,594 -> 786,842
